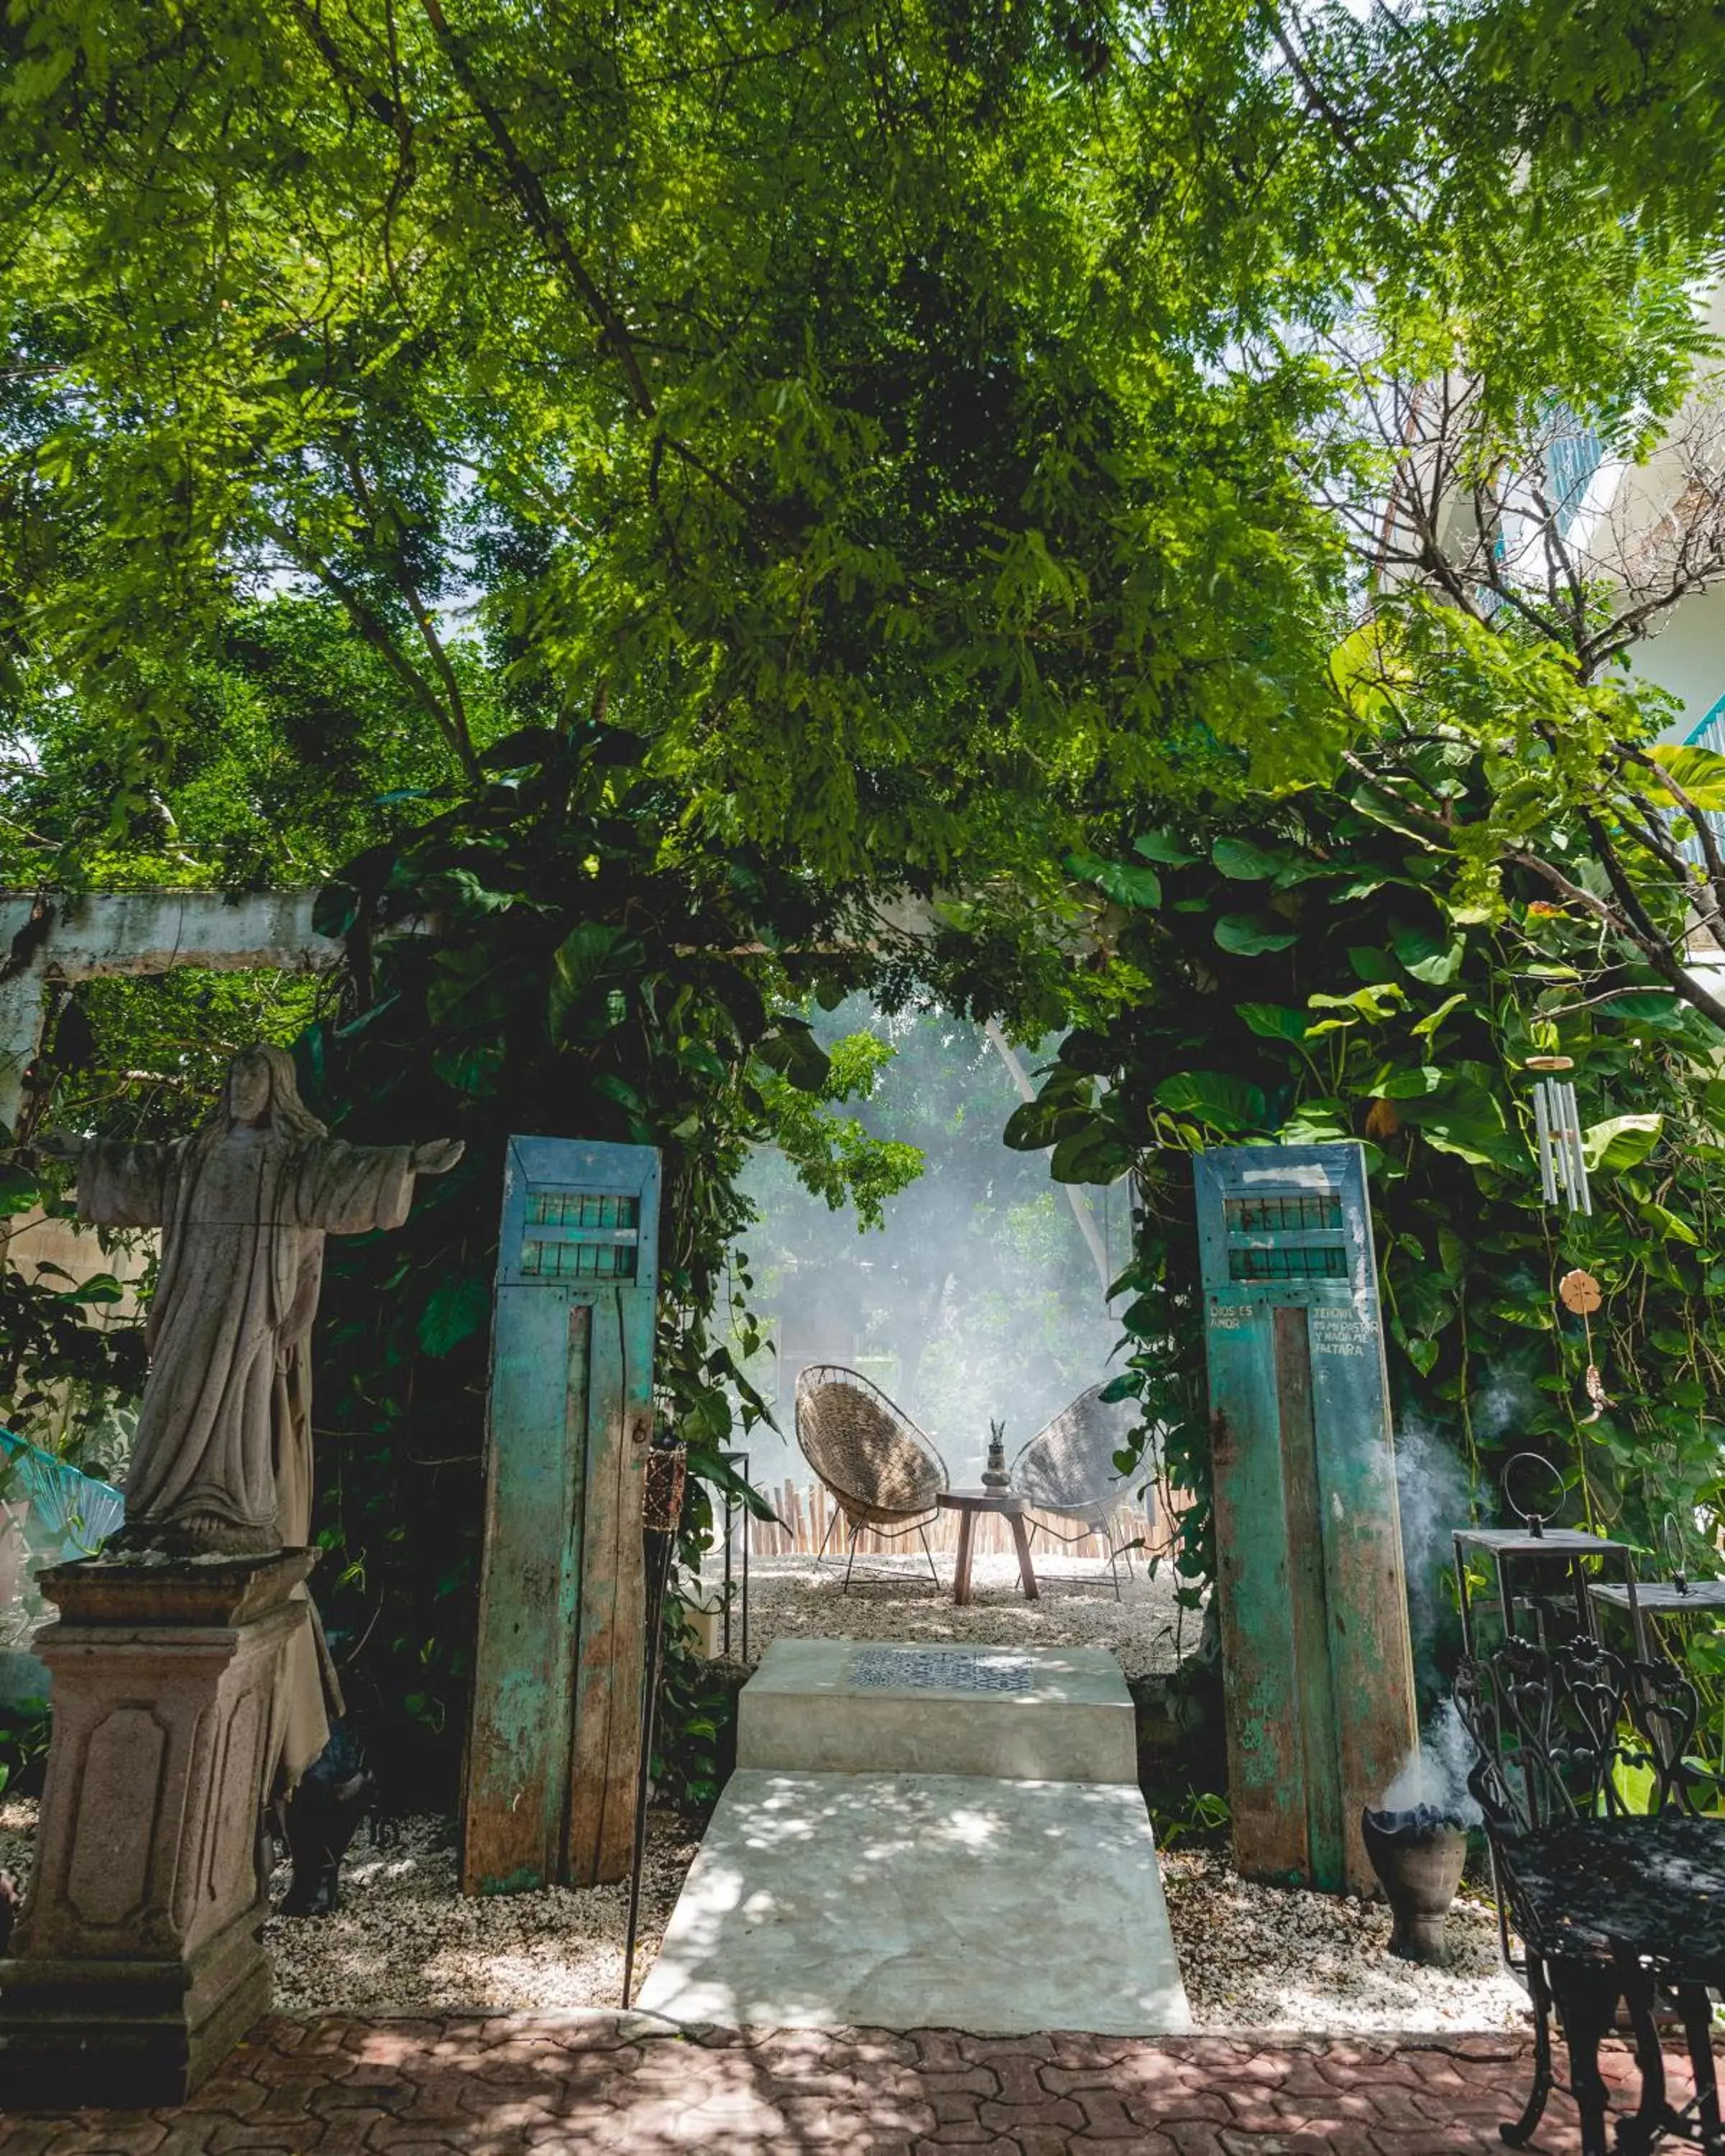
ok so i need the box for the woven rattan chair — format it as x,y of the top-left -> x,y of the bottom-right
1010,1383 -> 1151,1600
794,1364 -> 948,1590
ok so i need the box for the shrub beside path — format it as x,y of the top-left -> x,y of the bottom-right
0,2012 -> 1698,2155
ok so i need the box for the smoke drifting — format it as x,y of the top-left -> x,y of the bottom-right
1379,1700 -> 1483,1826
734,1000 -> 1128,1488
1382,1406 -> 1486,1823
1392,1417 -> 1474,1695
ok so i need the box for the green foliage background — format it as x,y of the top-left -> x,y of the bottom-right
4,0 -> 1725,1809
1003,772 -> 1725,1703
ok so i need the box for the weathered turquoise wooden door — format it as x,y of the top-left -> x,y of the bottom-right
461,1138 -> 661,1893
1194,1143 -> 1417,1896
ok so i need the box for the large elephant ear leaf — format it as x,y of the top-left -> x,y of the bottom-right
418,1273 -> 489,1358
548,923 -> 643,1035
1211,837 -> 1285,881
1133,830 -> 1202,867
1644,742 -> 1725,811
1236,1001 -> 1308,1042
1389,914 -> 1465,985
1582,1112 -> 1663,1174
754,1018 -> 831,1092
1048,1121 -> 1137,1184
1066,850 -> 1162,910
1153,1071 -> 1267,1132
1215,913 -> 1297,955
1003,1074 -> 1094,1151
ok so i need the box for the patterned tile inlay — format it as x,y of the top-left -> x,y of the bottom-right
846,1646 -> 1037,1692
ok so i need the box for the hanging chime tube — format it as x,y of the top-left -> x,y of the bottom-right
1561,1081 -> 1593,1217
1534,1081 -> 1559,1204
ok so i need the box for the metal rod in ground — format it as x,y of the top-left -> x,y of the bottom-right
622,1521 -> 678,2010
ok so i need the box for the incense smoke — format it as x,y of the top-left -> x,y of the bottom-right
732,1001 -> 1128,1493
1379,1700 -> 1483,1826
1392,1416 -> 1473,1694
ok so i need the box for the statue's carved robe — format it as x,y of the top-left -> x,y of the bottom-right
78,1127 -> 419,1783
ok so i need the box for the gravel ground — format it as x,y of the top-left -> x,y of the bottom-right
738,1549 -> 1197,1677
262,1811 -> 701,2014
0,1797 -> 696,2016
1162,1847 -> 1529,2034
0,1794 -> 34,1891
0,1792 -> 1526,2032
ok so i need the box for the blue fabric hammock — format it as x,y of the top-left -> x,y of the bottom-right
0,1427 -> 124,1559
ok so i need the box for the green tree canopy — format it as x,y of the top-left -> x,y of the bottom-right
0,0 -> 1369,896
8,0 -> 1725,1790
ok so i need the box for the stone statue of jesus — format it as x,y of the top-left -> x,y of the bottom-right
48,1044 -> 461,1780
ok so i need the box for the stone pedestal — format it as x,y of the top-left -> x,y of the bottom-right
0,1549 -> 314,2106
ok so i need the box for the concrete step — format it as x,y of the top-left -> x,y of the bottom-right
736,1638 -> 1137,1784
635,1768 -> 1191,2035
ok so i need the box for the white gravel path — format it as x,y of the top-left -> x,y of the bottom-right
0,1795 -> 34,1889
0,1795 -> 698,2017
1161,1848 -> 1529,2034
262,1812 -> 701,2015
737,1549 -> 1196,1677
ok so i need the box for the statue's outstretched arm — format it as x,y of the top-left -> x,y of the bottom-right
301,1135 -> 462,1236
43,1133 -> 175,1228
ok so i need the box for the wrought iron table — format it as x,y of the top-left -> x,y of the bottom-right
1458,1634 -> 1725,2156
1505,1812 -> 1725,2155
936,1488 -> 1039,1607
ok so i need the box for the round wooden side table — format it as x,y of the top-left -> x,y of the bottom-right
935,1487 -> 1039,1606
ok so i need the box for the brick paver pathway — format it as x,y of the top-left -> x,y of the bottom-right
0,2014 -> 1706,2155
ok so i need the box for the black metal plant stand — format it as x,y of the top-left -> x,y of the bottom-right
719,1446 -> 750,1662
622,1439 -> 686,2012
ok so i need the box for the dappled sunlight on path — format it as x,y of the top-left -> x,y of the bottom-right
0,2013 -> 1697,2155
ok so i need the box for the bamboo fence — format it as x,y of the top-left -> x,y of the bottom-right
742,1476 -> 1183,1566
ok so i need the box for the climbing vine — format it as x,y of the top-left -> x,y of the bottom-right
282,722 -> 914,1798
1005,752 -> 1725,1700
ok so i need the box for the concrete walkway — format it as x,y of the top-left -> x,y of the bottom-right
639,1640 -> 1190,2036
0,2012 -> 1692,2154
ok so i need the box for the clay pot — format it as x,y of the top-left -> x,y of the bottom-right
1360,1805 -> 1468,1964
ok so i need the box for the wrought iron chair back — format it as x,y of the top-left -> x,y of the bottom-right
1454,1632 -> 1702,1840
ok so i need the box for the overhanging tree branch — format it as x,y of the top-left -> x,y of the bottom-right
258,516 -> 479,783
414,0 -> 658,420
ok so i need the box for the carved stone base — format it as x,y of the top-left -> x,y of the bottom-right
0,1549 -> 314,2106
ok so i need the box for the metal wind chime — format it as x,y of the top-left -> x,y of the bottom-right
1529,1056 -> 1611,1421
1530,1061 -> 1592,1217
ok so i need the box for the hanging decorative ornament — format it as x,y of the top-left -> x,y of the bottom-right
1531,1068 -> 1592,1217
1558,1268 -> 1613,1422
1557,1268 -> 1601,1315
